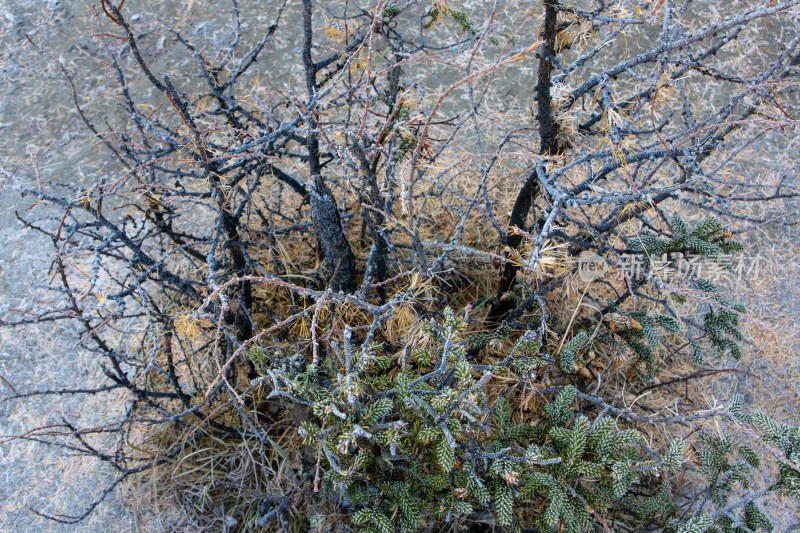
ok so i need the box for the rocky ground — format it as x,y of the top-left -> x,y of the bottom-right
0,2 -> 134,530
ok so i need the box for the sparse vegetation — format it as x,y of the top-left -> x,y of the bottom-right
3,0 -> 800,531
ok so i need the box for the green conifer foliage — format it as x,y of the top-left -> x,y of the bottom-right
275,297 -> 800,532
281,308 -> 752,531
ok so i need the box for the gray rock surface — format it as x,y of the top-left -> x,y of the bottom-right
0,1 -> 134,531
